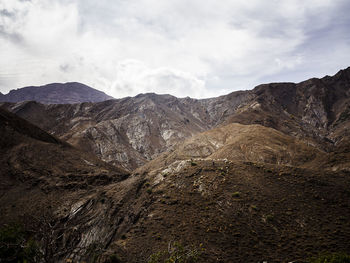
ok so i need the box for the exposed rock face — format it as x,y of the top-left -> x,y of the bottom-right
2,67 -> 350,171
0,82 -> 114,104
1,92 -> 254,170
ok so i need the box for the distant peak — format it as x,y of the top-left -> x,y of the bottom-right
0,82 -> 114,104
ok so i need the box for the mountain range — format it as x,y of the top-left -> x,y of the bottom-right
1,67 -> 350,262
2,67 -> 350,171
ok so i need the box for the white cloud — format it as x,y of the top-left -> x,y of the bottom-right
0,0 -> 349,98
108,60 -> 205,98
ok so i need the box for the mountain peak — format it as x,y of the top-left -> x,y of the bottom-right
0,82 -> 114,104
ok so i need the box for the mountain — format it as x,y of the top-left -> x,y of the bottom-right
1,67 -> 350,262
0,82 -> 114,104
1,107 -> 350,263
2,67 -> 350,171
0,91 -> 253,171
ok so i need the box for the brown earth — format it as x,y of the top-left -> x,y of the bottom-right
113,159 -> 350,263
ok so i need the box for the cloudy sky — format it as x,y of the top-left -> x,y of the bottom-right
1,0 -> 350,98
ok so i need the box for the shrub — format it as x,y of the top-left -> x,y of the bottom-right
85,242 -> 104,263
0,224 -> 41,263
309,252 -> 350,263
232,192 -> 240,198
108,254 -> 122,263
266,214 -> 274,222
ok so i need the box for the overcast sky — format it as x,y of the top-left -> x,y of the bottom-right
1,0 -> 350,98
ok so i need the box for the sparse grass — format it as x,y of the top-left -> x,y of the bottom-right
148,241 -> 201,263
309,252 -> 350,263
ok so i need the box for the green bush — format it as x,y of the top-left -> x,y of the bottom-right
232,192 -> 240,198
0,224 -> 41,263
266,214 -> 274,222
251,205 -> 258,211
309,252 -> 350,263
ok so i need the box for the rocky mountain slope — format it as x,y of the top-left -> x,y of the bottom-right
225,67 -> 350,150
0,82 -> 114,104
1,67 -> 350,262
139,123 -> 327,174
2,67 -> 350,171
0,91 -> 253,170
0,107 -> 131,262
1,107 -> 350,263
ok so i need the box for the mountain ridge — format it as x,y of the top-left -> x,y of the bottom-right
2,67 -> 350,170
0,82 -> 114,104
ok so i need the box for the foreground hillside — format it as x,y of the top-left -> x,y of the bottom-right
0,108 -> 130,261
119,159 -> 350,262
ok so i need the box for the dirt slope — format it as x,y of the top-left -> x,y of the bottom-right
102,158 -> 350,263
140,123 -> 327,175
